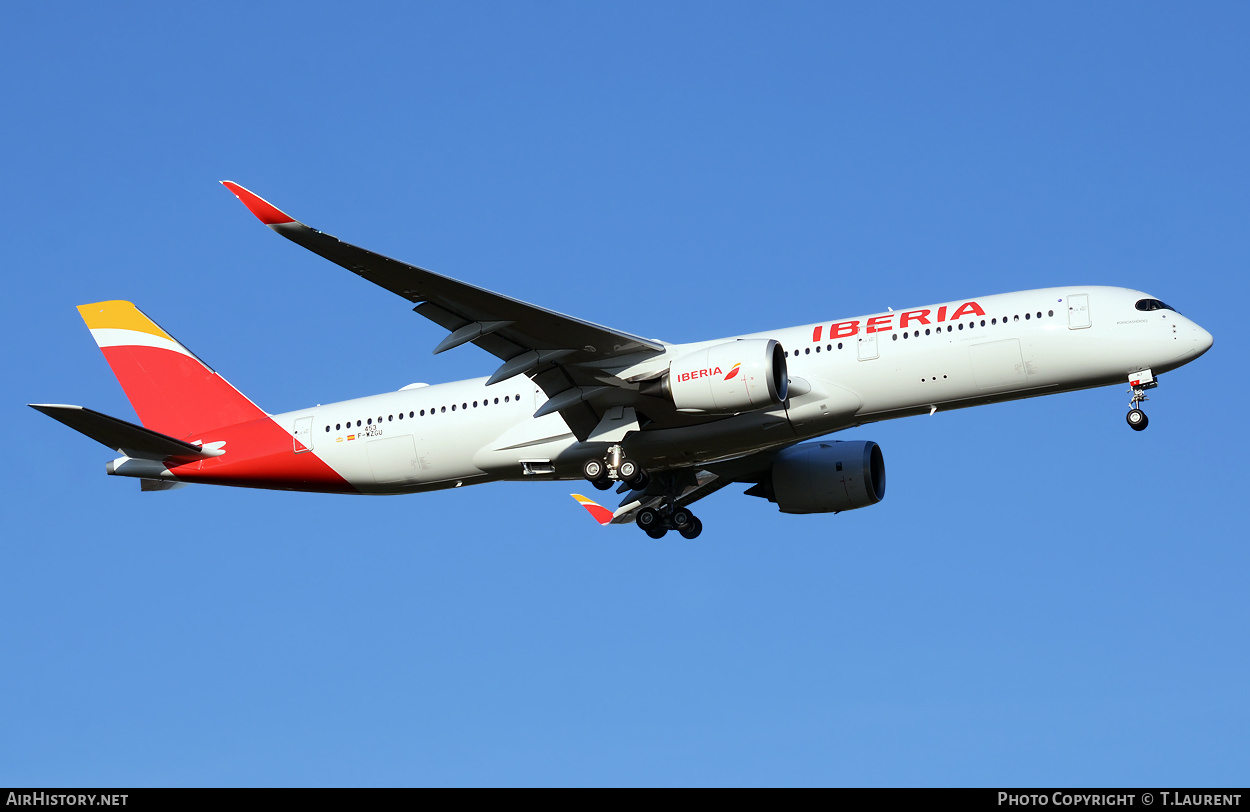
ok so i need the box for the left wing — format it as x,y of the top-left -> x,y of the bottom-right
572,468 -> 732,526
221,182 -> 668,439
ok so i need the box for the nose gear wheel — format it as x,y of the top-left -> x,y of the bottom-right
1125,370 -> 1158,432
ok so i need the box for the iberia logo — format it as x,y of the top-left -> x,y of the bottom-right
724,363 -> 742,381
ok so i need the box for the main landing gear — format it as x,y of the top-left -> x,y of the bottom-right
582,444 -> 649,491
1126,369 -> 1158,432
636,505 -> 703,540
582,452 -> 704,539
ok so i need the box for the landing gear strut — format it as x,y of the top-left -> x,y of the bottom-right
630,474 -> 703,540
1126,369 -> 1158,432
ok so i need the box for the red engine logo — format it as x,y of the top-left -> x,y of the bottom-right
677,366 -> 725,383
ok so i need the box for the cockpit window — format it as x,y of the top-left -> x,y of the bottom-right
1135,298 -> 1177,313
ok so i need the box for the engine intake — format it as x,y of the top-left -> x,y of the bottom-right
747,440 -> 886,514
649,339 -> 788,414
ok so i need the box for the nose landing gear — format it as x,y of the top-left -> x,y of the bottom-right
1126,369 -> 1157,432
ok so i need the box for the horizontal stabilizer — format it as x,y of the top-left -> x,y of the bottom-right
29,404 -> 221,461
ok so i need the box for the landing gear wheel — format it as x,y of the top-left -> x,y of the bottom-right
671,508 -> 694,531
618,459 -> 645,486
645,526 -> 668,539
678,517 -> 703,540
582,459 -> 606,481
636,507 -> 661,533
1127,409 -> 1148,431
592,477 -> 614,491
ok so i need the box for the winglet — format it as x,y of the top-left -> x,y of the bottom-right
220,181 -> 296,226
571,494 -> 614,526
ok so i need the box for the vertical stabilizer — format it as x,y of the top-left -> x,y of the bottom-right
77,301 -> 266,438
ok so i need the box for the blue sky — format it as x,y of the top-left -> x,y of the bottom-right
2,2 -> 1246,786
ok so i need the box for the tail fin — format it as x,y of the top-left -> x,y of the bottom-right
77,301 -> 266,439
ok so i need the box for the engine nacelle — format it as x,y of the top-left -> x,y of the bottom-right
748,441 -> 886,514
659,339 -> 788,414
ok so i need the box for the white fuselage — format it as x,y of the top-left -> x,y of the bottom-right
273,286 -> 1212,493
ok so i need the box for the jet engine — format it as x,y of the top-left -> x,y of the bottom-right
745,440 -> 886,514
644,339 -> 788,414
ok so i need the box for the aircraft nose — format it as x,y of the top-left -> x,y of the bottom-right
1193,325 -> 1214,357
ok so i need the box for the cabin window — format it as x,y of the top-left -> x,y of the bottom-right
892,334 -> 898,341
1048,310 -> 1054,317
325,426 -> 330,432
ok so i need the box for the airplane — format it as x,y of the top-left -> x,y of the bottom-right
30,182 -> 1214,538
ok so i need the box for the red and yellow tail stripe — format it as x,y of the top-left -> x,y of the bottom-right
78,300 -> 197,359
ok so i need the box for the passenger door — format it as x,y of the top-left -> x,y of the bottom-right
293,416 -> 314,453
1067,294 -> 1091,330
857,333 -> 879,361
